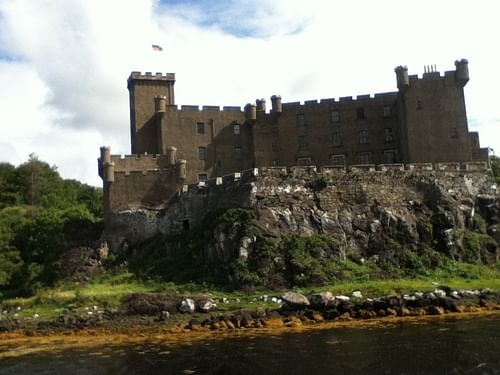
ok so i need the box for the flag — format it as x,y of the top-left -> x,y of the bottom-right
152,44 -> 163,51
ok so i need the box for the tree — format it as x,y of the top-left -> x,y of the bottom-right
0,163 -> 21,209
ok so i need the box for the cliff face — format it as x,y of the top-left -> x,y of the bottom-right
250,169 -> 498,263
104,165 -> 499,286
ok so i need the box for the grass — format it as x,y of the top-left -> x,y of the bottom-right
1,264 -> 500,321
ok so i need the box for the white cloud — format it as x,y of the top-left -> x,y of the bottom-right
0,0 -> 499,186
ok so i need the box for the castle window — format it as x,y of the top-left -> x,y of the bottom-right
356,107 -> 365,120
417,100 -> 423,110
235,146 -> 242,159
197,122 -> 205,134
331,110 -> 340,123
233,123 -> 241,135
333,132 -> 343,147
384,150 -> 398,164
296,113 -> 306,127
331,154 -> 346,166
297,157 -> 312,166
298,136 -> 308,151
358,152 -> 371,164
451,127 -> 459,138
359,129 -> 368,144
385,128 -> 394,142
383,106 -> 392,118
198,146 -> 206,160
198,173 -> 208,182
272,140 -> 279,152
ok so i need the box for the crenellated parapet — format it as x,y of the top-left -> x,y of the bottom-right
128,71 -> 176,82
173,162 -> 490,200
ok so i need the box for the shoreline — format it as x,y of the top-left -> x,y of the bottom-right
1,305 -> 500,358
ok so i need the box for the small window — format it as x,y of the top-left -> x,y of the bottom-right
298,136 -> 308,151
358,153 -> 371,164
198,146 -> 206,160
197,122 -> 205,134
356,107 -> 365,120
331,154 -> 345,166
296,113 -> 306,127
451,127 -> 459,138
182,219 -> 190,230
417,100 -> 423,110
333,132 -> 343,147
272,159 -> 278,166
385,128 -> 394,142
235,146 -> 242,159
271,140 -> 279,152
331,110 -> 340,123
233,123 -> 241,135
297,157 -> 312,166
384,150 -> 398,164
383,106 -> 392,118
198,173 -> 208,182
359,129 -> 368,144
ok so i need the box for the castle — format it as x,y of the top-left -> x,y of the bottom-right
98,59 -> 489,222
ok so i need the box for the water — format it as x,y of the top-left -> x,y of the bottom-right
1,315 -> 500,374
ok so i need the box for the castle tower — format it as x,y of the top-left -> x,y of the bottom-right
396,60 -> 475,164
127,72 -> 176,154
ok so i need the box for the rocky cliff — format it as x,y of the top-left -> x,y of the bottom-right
106,164 -> 499,288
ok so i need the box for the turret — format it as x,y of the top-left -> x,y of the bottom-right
99,146 -> 114,183
455,59 -> 469,86
154,95 -> 167,112
177,159 -> 187,180
166,146 -> 177,165
395,65 -> 409,91
271,95 -> 282,113
256,98 -> 266,112
244,103 -> 257,121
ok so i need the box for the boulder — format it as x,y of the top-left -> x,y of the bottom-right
309,292 -> 334,309
282,292 -> 310,309
121,293 -> 180,315
195,298 -> 217,313
179,298 -> 196,313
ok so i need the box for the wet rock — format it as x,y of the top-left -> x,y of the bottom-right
282,292 -> 310,309
427,305 -> 445,315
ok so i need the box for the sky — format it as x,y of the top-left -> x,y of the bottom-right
0,0 -> 499,186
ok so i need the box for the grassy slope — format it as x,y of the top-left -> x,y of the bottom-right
2,265 -> 500,321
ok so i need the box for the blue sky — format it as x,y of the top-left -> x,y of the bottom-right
0,0 -> 499,186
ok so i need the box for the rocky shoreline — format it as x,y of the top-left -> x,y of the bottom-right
1,287 -> 500,339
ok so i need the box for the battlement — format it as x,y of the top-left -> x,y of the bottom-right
175,162 -> 490,198
128,71 -> 176,81
107,153 -> 173,172
279,91 -> 398,110
162,105 -> 243,113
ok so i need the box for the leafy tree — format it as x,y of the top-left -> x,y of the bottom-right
0,163 -> 21,208
15,153 -> 64,207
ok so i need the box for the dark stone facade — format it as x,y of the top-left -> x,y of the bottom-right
99,60 -> 490,219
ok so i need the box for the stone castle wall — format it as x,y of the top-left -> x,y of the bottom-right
102,162 -> 496,249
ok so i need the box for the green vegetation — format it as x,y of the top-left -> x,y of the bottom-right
2,268 -> 500,321
1,155 -> 500,322
0,154 -> 102,296
491,155 -> 500,184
